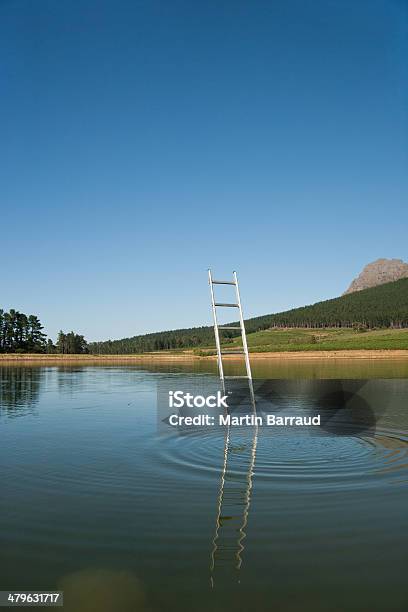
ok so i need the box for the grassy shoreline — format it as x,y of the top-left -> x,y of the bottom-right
1,328 -> 408,363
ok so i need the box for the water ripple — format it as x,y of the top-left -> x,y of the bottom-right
152,425 -> 408,492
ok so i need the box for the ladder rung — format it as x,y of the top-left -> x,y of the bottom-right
221,350 -> 245,355
214,303 -> 239,307
218,326 -> 241,330
212,280 -> 236,285
224,375 -> 249,379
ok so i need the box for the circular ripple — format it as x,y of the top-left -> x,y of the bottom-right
152,425 -> 408,492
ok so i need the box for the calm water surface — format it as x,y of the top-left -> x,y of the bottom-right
0,362 -> 407,612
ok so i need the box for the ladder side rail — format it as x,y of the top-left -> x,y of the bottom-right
208,269 -> 225,381
233,271 -> 253,381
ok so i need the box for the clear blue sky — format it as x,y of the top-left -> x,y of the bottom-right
1,0 -> 407,341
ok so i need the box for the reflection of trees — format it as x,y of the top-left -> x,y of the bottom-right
0,367 -> 41,415
210,384 -> 258,586
56,367 -> 87,395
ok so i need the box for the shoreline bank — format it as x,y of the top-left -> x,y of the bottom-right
1,349 -> 408,364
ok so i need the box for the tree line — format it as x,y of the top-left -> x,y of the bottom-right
89,278 -> 408,354
89,326 -> 216,355
48,331 -> 88,354
0,308 -> 88,354
0,309 -> 46,353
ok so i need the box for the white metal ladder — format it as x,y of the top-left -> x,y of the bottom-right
208,270 -> 252,387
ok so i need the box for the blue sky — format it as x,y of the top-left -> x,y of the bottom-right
1,0 -> 407,341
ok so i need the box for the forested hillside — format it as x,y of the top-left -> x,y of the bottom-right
89,327 -> 215,354
247,277 -> 408,330
89,278 -> 408,354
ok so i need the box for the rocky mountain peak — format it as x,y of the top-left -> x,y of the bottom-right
344,258 -> 408,295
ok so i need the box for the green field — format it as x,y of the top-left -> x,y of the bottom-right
195,327 -> 408,354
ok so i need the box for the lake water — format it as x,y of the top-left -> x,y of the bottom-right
0,362 -> 407,611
